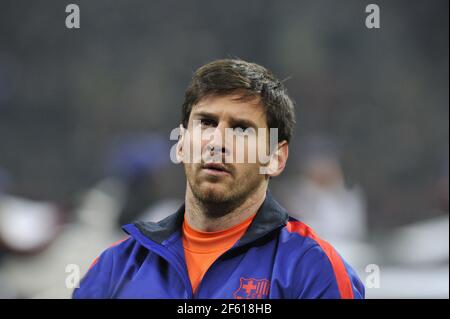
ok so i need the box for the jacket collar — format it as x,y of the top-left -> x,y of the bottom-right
124,190 -> 289,248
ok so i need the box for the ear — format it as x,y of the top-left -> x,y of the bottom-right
176,124 -> 185,163
266,141 -> 289,177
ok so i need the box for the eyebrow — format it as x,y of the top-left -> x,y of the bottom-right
191,111 -> 261,129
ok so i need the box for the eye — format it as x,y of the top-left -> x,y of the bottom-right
234,126 -> 252,136
234,126 -> 246,132
200,118 -> 216,127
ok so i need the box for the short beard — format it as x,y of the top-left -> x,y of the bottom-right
186,168 -> 263,219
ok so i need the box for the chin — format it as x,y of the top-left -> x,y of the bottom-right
196,183 -> 231,203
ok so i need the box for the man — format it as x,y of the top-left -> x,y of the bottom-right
73,59 -> 365,299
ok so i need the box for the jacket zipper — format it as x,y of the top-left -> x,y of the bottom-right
193,239 -> 243,298
129,230 -> 195,298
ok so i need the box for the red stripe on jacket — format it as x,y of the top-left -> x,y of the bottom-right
88,237 -> 130,270
285,221 -> 354,299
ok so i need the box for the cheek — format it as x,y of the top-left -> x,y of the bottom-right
234,163 -> 263,182
182,133 -> 206,163
193,135 -> 211,161
232,136 -> 259,163
184,162 -> 200,181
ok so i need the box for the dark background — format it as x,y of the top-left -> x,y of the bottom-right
0,0 -> 448,231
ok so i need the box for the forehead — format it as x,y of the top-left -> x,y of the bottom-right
191,93 -> 267,127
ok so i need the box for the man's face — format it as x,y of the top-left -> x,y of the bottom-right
180,93 -> 270,207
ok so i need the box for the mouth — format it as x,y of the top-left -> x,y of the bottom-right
202,163 -> 232,177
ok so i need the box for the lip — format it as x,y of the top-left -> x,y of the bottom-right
202,163 -> 231,176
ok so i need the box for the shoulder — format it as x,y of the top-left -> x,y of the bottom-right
87,236 -> 135,268
72,236 -> 140,299
276,217 -> 365,299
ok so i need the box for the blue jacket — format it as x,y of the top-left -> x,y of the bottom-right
73,192 -> 365,299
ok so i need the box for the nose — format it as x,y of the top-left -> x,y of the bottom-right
205,123 -> 230,158
206,143 -> 226,156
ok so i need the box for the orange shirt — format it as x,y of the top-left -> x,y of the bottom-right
182,213 -> 256,293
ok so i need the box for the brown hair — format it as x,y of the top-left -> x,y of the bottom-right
181,59 -> 296,143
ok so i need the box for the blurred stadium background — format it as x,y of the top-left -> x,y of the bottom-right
0,0 -> 448,298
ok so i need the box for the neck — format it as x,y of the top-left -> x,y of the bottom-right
185,183 -> 267,232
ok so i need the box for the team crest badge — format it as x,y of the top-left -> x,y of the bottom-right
233,277 -> 270,299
